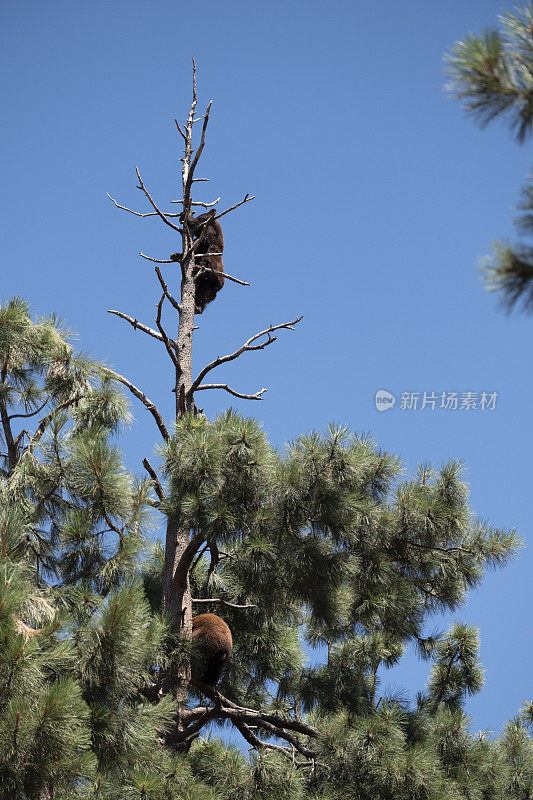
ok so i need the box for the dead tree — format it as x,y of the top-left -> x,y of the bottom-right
106,61 -> 304,750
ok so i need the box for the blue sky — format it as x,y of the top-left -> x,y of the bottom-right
2,0 -> 532,735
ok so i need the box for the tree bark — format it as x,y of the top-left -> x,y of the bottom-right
163,517 -> 193,746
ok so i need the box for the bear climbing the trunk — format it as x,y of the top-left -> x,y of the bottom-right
179,209 -> 225,314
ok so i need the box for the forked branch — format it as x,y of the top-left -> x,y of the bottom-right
135,166 -> 182,233
107,192 -> 180,219
195,383 -> 267,400
216,193 -> 255,220
190,316 -> 303,394
186,100 -> 213,195
178,683 -> 318,760
25,393 -> 85,453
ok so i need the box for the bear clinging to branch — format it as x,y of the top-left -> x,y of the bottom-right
191,613 -> 233,686
179,209 -> 225,314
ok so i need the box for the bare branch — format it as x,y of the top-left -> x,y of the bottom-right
156,296 -> 179,368
154,267 -> 182,312
106,192 -> 180,219
135,166 -> 182,233
191,316 -> 303,393
107,309 -> 176,350
193,198 -> 220,207
104,369 -> 169,441
174,118 -> 186,141
195,383 -> 267,401
170,197 -> 221,209
186,100 -> 213,193
139,252 -> 174,264
192,56 -> 197,100
195,264 -> 250,286
181,58 -> 198,199
142,458 -> 166,501
215,193 -> 255,220
192,598 -> 257,609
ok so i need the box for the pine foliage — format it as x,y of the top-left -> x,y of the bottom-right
0,299 -> 530,798
446,3 -> 533,313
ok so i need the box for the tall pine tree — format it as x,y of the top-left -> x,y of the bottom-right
1,65 -> 532,800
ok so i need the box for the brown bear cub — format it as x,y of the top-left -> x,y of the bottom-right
180,209 -> 225,315
191,613 -> 233,687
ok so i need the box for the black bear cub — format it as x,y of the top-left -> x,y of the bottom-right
181,209 -> 225,314
191,613 -> 233,686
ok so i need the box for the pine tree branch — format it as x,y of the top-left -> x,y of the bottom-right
398,538 -> 475,556
177,687 -> 318,762
230,718 -> 298,761
190,316 -> 302,394
196,684 -> 319,739
104,369 -> 170,441
25,393 -> 85,453
8,398 -> 49,420
225,710 -> 315,758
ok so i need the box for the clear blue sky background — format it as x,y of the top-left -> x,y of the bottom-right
2,0 -> 532,737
